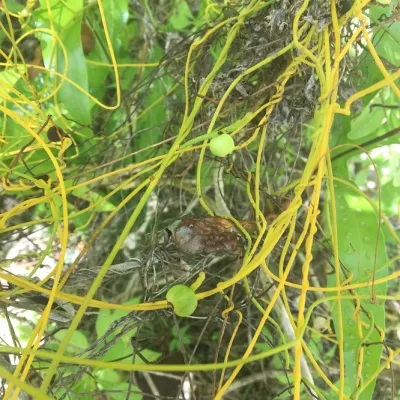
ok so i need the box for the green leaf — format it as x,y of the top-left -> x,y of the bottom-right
96,297 -> 140,338
101,338 -> 129,362
135,45 -> 170,162
113,297 -> 140,319
3,0 -> 24,13
369,5 -> 400,66
71,186 -> 116,212
72,375 -> 97,399
348,87 -> 399,140
85,43 -> 109,102
135,348 -> 161,365
84,1 -> 131,103
170,324 -> 191,346
36,0 -> 91,124
96,368 -> 121,383
52,366 -> 96,399
0,118 -> 31,157
169,1 -> 194,31
54,329 -> 89,354
100,338 -> 161,365
326,175 -> 388,399
95,308 -> 114,339
199,160 -> 216,187
100,381 -> 143,400
101,0 -> 129,56
0,67 -> 24,102
56,16 -> 91,124
381,180 -> 400,217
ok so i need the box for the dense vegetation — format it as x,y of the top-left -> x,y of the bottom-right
0,0 -> 399,399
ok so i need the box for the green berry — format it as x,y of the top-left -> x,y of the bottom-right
210,134 -> 235,157
166,284 -> 198,317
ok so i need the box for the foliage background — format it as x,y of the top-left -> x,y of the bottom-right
0,0 -> 399,399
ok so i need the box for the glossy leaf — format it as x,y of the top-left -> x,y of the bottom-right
36,0 -> 91,124
327,174 -> 388,399
56,16 -> 91,124
102,0 -> 129,56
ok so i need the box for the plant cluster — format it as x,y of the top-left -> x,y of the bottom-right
0,0 -> 399,399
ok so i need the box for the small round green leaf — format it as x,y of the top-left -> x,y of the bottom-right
210,134 -> 235,157
166,284 -> 198,317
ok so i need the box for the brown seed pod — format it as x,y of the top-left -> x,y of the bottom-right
171,217 -> 257,256
47,126 -> 66,142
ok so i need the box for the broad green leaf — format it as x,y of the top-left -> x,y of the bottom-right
199,160 -> 215,187
135,348 -> 161,365
101,338 -> 130,362
102,0 -> 129,56
381,180 -> 400,217
35,0 -> 91,124
54,329 -> 89,354
169,1 -> 194,31
96,297 -> 140,338
37,0 -> 80,28
0,67 -> 24,102
56,16 -> 91,124
101,338 -> 161,365
84,5 -> 132,104
100,381 -> 142,400
96,368 -> 121,383
369,5 -> 400,67
0,118 -> 31,156
390,148 -> 400,187
348,144 -> 400,218
135,46 -> 170,161
3,0 -> 24,13
84,16 -> 109,103
113,297 -> 140,319
95,307 -> 115,339
169,325 -> 191,352
326,173 -> 388,399
96,308 -> 115,338
71,186 -> 116,212
72,376 -> 97,399
348,87 -> 399,140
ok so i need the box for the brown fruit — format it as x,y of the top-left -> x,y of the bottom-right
172,217 -> 257,255
47,126 -> 65,142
